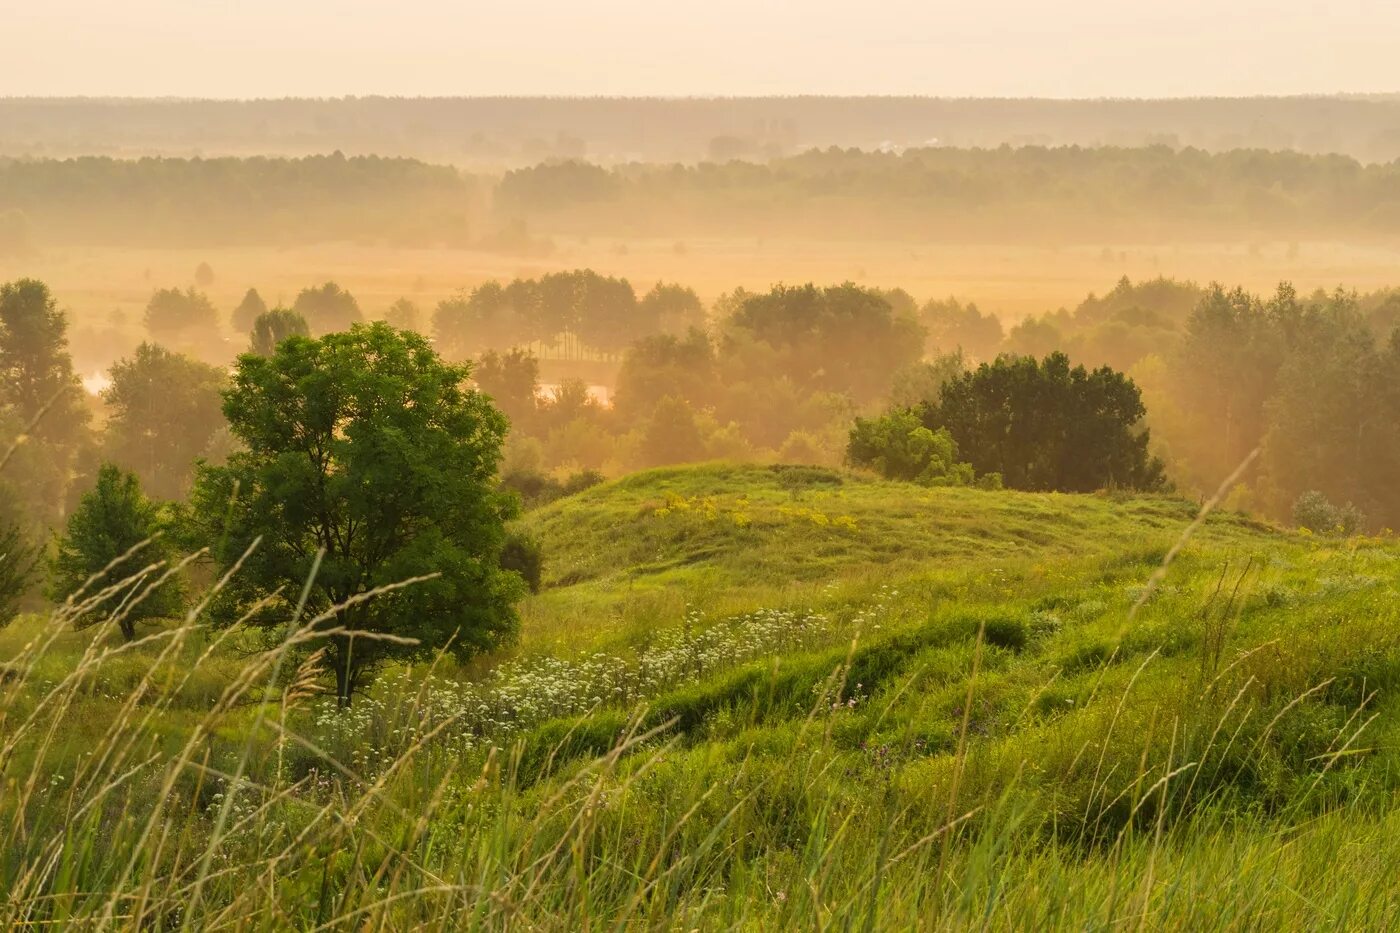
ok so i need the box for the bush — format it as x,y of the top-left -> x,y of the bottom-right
846,409 -> 975,486
1292,491 -> 1365,536
501,530 -> 544,593
502,468 -> 605,510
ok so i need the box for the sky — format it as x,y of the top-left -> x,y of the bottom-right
3,0 -> 1396,99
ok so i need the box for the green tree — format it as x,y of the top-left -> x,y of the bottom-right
102,343 -> 227,500
293,282 -> 362,335
231,288 -> 269,334
0,278 -> 90,517
50,464 -> 184,642
925,352 -> 1164,492
0,491 -> 39,626
249,308 -> 310,356
189,324 -> 524,705
144,287 -> 219,347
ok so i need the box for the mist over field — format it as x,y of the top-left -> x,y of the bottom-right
6,4 -> 1400,928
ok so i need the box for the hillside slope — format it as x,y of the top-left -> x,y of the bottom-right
6,464 -> 1400,928
514,463 -> 1273,651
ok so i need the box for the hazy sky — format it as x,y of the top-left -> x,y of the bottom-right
5,0 -> 1396,98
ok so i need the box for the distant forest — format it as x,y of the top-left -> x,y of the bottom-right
6,96 -> 1400,165
4,144 -> 1400,249
0,154 -> 480,248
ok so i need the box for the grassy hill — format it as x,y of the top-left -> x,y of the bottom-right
5,464 -> 1400,928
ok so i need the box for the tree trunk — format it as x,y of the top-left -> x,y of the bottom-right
332,639 -> 355,708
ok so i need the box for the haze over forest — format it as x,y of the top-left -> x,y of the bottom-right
8,96 -> 1400,164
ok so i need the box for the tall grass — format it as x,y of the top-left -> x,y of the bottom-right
3,478 -> 1400,928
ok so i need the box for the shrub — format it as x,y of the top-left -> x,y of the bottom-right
1292,491 -> 1365,536
501,530 -> 544,593
846,409 -> 975,486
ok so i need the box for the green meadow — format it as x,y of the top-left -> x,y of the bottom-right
4,463 -> 1400,928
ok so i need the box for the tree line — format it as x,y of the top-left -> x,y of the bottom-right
10,144 -> 1400,254
497,146 -> 1400,241
0,153 -> 477,250
1,278 -> 524,705
6,269 -> 1399,691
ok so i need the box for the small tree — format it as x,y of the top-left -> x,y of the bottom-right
194,262 -> 216,289
50,464 -> 184,641
231,288 -> 269,333
0,492 -> 39,626
293,282 -> 362,335
384,298 -> 422,332
189,324 -> 523,705
249,308 -> 310,356
145,287 -> 219,347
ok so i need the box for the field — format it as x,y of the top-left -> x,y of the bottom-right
18,236 -> 1400,378
5,463 -> 1400,928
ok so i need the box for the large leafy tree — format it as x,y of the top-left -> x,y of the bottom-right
921,297 -> 1004,361
50,464 -> 185,642
102,343 -> 227,500
924,351 -> 1165,492
189,323 -> 524,705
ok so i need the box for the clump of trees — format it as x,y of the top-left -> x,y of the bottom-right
494,147 -> 1400,244
434,271 -> 701,362
850,352 -> 1163,493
